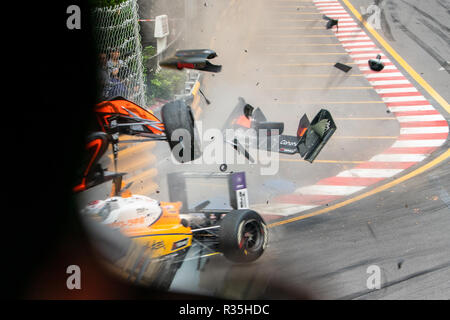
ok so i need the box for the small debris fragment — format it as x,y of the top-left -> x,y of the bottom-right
199,88 -> 211,105
323,15 -> 339,31
219,163 -> 228,172
334,62 -> 352,72
244,103 -> 254,118
368,54 -> 384,71
367,222 -> 376,239
397,259 -> 404,269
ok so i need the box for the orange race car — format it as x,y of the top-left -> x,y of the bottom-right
80,170 -> 267,290
73,96 -> 201,193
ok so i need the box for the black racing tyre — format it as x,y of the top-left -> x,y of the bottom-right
161,99 -> 201,163
219,209 -> 268,263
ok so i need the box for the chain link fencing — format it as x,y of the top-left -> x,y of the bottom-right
92,0 -> 146,106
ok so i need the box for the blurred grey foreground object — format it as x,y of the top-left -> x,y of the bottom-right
80,214 -> 176,289
81,214 -> 131,264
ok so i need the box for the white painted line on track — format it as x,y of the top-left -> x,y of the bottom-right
392,139 -> 446,148
365,72 -> 404,78
400,127 -> 449,134
370,80 -> 411,86
369,154 -> 427,162
397,115 -> 446,122
335,22 -> 358,25
337,169 -> 403,178
336,31 -> 367,36
382,96 -> 427,103
317,6 -> 343,9
320,9 -> 347,13
336,28 -> 364,32
341,41 -> 375,46
376,88 -> 418,94
354,58 -> 390,64
389,105 -> 435,112
360,65 -> 397,71
349,52 -> 386,58
339,37 -> 371,41
252,203 -> 319,216
295,185 -> 366,196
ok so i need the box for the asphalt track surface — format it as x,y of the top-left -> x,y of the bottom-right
165,0 -> 450,299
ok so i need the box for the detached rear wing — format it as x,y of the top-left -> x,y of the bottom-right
297,109 -> 336,163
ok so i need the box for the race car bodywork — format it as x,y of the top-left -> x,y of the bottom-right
73,96 -> 201,193
83,196 -> 193,259
223,97 -> 337,163
159,49 -> 222,73
95,97 -> 165,137
81,171 -> 268,290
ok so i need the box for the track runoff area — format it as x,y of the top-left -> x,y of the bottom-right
245,0 -> 449,224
